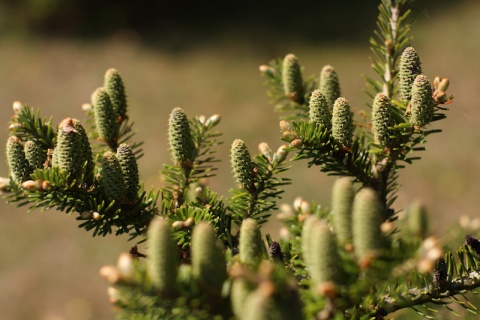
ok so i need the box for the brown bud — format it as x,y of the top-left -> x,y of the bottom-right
279,120 -> 292,132
433,76 -> 441,90
99,265 -> 121,284
273,144 -> 289,163
117,253 -> 135,281
13,101 -> 24,113
290,139 -> 303,148
206,114 -> 221,127
258,142 -> 272,162
259,65 -> 275,76
437,78 -> 449,92
42,181 -> 51,190
282,130 -> 296,141
9,123 -> 24,131
0,177 -> 11,190
172,221 -> 184,229
81,103 -> 93,111
184,217 -> 195,228
21,180 -> 50,191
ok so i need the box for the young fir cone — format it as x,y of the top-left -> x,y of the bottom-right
239,219 -> 265,267
399,47 -> 422,103
352,188 -> 384,261
307,220 -> 344,286
308,89 -> 331,130
104,68 -> 127,122
116,143 -> 139,200
6,136 -> 31,183
101,151 -> 126,202
407,201 -> 428,239
72,119 -> 94,183
91,87 -> 118,147
241,284 -> 284,320
331,97 -> 354,147
24,140 -> 46,170
319,65 -> 341,111
372,93 -> 392,147
231,278 -> 253,318
409,75 -> 434,128
52,118 -> 92,180
269,241 -> 284,261
282,54 -> 304,103
242,279 -> 302,320
231,139 -> 255,190
191,222 -> 227,293
301,215 -> 320,268
168,107 -> 195,166
147,217 -> 179,294
331,177 -> 355,247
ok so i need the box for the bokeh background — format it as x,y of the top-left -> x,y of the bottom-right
0,0 -> 479,319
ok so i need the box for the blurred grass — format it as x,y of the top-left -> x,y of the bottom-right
1,1 -> 480,319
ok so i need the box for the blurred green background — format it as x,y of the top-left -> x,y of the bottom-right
0,0 -> 479,319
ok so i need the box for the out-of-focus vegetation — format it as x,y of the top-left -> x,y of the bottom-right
0,0 -> 464,44
0,0 -> 479,319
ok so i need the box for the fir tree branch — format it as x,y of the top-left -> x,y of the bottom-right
161,111 -> 222,209
229,142 -> 291,226
367,0 -> 413,99
9,104 -> 56,149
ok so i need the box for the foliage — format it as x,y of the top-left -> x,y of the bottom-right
1,1 -> 477,319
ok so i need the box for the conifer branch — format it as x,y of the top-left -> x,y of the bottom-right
2,1 -> 474,319
229,141 -> 291,226
367,0 -> 412,99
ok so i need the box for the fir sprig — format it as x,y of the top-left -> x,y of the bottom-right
375,241 -> 480,317
366,0 -> 413,99
8,104 -> 56,149
161,110 -> 223,210
259,57 -> 317,120
228,142 -> 291,226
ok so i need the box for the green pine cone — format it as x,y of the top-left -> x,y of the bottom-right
409,75 -> 434,127
72,119 -> 94,183
6,136 -> 31,183
239,218 -> 265,267
168,107 -> 195,165
372,93 -> 392,147
407,201 -> 428,238
116,143 -> 140,200
231,278 -> 254,318
101,151 -> 126,202
241,285 -> 283,320
352,188 -> 384,260
331,177 -> 355,247
231,139 -> 255,190
399,47 -> 422,103
92,87 -> 119,146
104,68 -> 127,121
147,217 -> 179,294
308,89 -> 331,130
282,54 -> 304,103
191,222 -> 227,292
331,97 -> 354,147
24,140 -> 47,169
319,65 -> 341,111
307,220 -> 344,285
52,118 -> 90,180
301,215 -> 320,268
